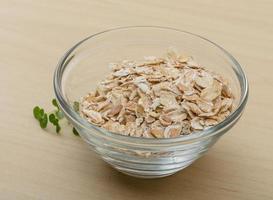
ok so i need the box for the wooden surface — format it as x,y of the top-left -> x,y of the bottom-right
1,0 -> 273,199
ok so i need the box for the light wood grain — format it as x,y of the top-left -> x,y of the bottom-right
0,0 -> 273,199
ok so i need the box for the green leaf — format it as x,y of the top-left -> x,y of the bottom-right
39,113 -> 48,128
73,101 -> 80,112
40,109 -> 44,116
52,99 -> 59,110
33,106 -> 41,119
49,113 -> 57,125
55,110 -> 64,120
73,127 -> 79,136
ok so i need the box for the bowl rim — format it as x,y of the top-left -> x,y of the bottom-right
54,26 -> 249,145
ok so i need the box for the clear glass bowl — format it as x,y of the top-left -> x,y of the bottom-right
54,26 -> 249,178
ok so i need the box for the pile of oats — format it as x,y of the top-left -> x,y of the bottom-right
80,51 -> 234,138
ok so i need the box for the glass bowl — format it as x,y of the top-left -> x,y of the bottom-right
54,26 -> 248,178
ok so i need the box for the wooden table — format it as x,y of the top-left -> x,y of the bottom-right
1,0 -> 272,199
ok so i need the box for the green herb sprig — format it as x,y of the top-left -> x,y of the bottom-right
33,99 -> 80,136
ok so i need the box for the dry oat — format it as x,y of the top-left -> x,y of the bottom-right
151,127 -> 164,138
80,51 -> 235,138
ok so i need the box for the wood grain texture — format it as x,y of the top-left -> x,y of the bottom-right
0,0 -> 272,199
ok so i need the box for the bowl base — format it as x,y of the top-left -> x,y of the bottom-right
109,162 -> 193,179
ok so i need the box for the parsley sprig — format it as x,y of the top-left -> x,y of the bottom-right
33,99 -> 79,136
